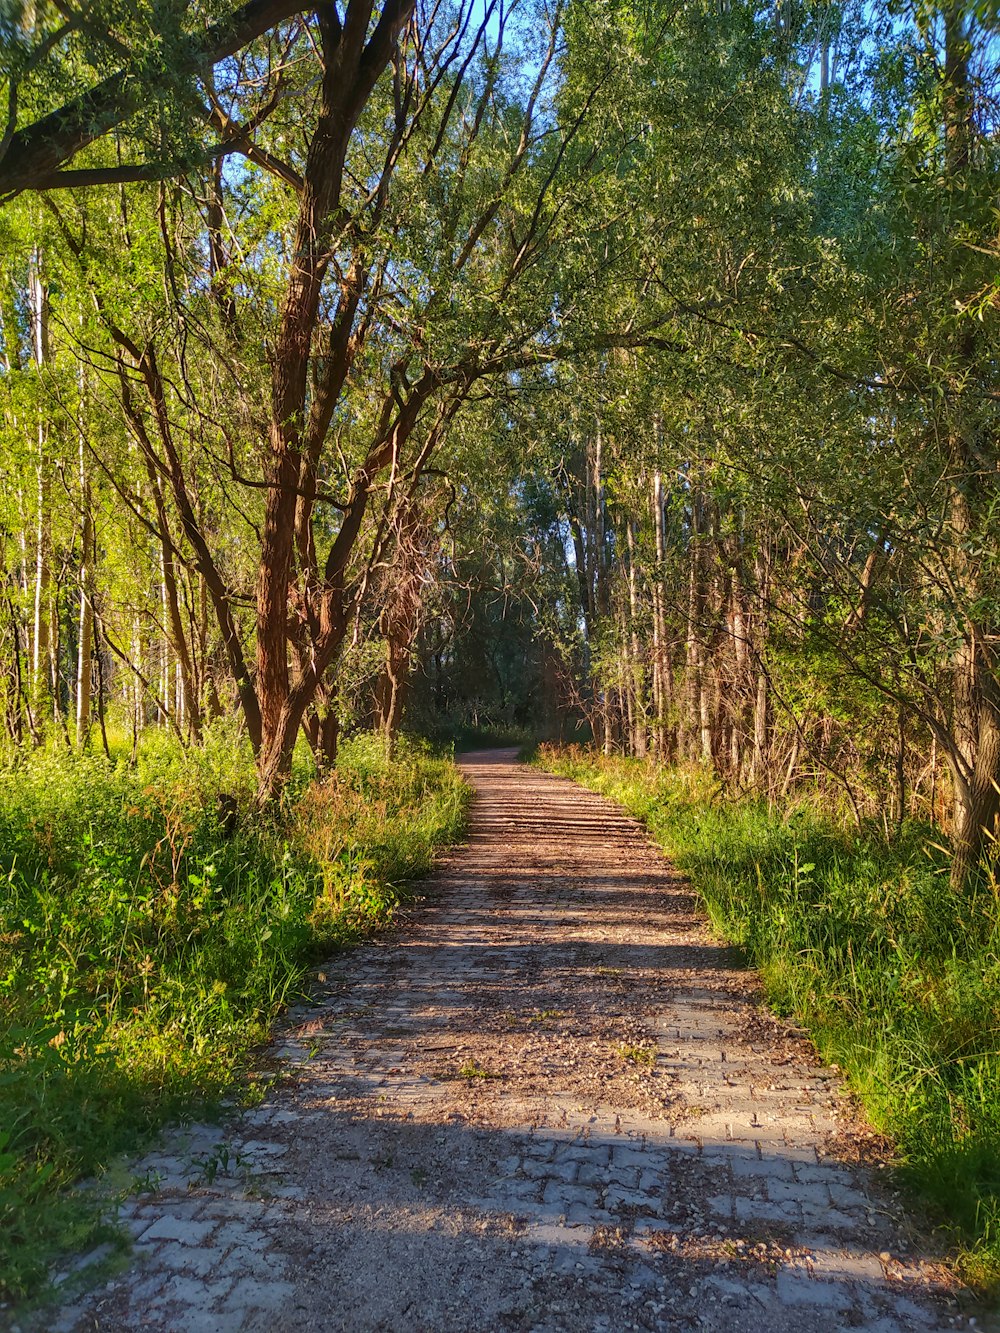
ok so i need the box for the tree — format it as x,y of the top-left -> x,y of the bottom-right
6,0 -> 664,795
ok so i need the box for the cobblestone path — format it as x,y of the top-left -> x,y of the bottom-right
40,751 -> 965,1332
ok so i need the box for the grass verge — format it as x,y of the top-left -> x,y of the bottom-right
536,744 -> 1000,1291
0,726 -> 467,1302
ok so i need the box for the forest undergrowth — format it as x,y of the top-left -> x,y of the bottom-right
537,744 -> 1000,1291
0,725 -> 467,1302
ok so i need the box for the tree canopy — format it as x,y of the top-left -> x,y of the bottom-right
1,0 -> 999,883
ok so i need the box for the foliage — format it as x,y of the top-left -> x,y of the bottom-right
3,0 -> 1000,1302
0,725 -> 467,1300
538,743 -> 1000,1289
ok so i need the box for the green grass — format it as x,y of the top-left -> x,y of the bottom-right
536,744 -> 1000,1290
0,724 -> 467,1302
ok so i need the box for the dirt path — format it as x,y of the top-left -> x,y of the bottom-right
38,751 -> 965,1332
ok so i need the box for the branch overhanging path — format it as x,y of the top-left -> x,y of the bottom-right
42,753 -> 957,1332
0,0 -> 314,197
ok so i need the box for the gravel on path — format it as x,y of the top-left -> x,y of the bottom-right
28,750 -> 970,1333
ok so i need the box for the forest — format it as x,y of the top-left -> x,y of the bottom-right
2,0 -> 1000,1315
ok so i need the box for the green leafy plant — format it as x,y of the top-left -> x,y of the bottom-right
616,1043 -> 657,1067
0,730 -> 468,1301
459,1057 -> 499,1081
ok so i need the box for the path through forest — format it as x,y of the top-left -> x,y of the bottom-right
40,752 -> 965,1332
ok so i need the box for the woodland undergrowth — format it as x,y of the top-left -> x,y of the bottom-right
0,724 -> 467,1301
538,743 -> 1000,1291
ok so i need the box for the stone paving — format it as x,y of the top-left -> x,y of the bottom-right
20,750 -> 974,1332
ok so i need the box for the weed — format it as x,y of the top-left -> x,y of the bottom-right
191,1144 -> 247,1187
459,1057 -> 499,1081
616,1043 -> 656,1066
129,1168 -> 162,1195
525,1009 -> 562,1023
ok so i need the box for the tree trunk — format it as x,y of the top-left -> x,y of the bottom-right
650,469 -> 669,760
949,635 -> 1000,889
303,682 -> 340,771
940,2 -> 1000,887
29,250 -> 56,730
76,467 -> 94,746
255,2 -> 414,797
751,669 -> 768,784
625,518 -> 646,757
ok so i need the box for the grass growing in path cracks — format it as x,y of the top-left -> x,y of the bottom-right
536,744 -> 1000,1294
0,726 -> 468,1303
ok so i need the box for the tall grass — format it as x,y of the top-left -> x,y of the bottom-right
0,725 -> 467,1301
537,744 -> 1000,1289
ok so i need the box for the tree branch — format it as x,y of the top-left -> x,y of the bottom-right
0,0 -> 311,197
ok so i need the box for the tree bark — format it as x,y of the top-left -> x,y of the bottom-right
76,443 -> 94,747
650,468 -> 669,760
939,2 -> 1000,887
29,250 -> 56,730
